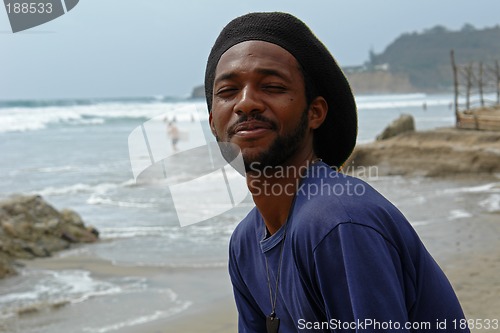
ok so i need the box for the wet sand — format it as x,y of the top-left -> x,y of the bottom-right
15,204 -> 499,333
9,154 -> 500,333
417,213 -> 500,327
21,254 -> 238,333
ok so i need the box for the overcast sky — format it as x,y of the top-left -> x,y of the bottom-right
1,0 -> 500,100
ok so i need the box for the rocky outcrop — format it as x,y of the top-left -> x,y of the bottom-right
376,114 -> 415,140
347,128 -> 500,177
191,85 -> 205,99
0,195 -> 98,278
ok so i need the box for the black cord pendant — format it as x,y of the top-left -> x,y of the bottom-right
266,312 -> 280,333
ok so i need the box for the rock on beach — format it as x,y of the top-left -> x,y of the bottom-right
0,195 -> 98,278
376,114 -> 415,140
347,127 -> 500,177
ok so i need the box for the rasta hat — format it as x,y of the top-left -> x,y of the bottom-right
204,12 -> 357,168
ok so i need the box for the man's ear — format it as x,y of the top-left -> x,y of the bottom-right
308,96 -> 328,130
209,112 -> 217,136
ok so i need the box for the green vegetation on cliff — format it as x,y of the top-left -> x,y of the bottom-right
368,24 -> 500,90
191,24 -> 500,96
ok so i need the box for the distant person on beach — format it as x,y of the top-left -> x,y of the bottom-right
166,119 -> 180,152
205,12 -> 469,333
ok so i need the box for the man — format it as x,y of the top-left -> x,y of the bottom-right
205,12 -> 468,332
167,119 -> 180,152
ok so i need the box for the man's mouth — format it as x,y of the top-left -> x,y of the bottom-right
231,120 -> 275,138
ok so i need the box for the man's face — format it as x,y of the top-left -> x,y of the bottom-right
209,40 -> 313,171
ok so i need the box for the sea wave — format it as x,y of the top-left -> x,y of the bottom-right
479,194 -> 500,213
82,303 -> 192,333
357,97 -> 450,110
31,181 -> 128,197
442,182 -> 500,194
0,270 -> 123,316
29,179 -> 164,209
447,209 -> 473,220
80,288 -> 192,333
99,226 -> 176,239
98,220 -> 237,240
9,163 -> 135,177
0,269 -> 192,333
0,92 -> 472,134
8,165 -> 78,177
0,100 -> 208,133
129,261 -> 229,269
0,96 -> 187,109
410,220 -> 431,227
86,195 -> 159,208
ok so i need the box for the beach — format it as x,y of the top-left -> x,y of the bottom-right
1,93 -> 499,332
420,205 -> 500,322
5,171 -> 500,333
8,174 -> 500,333
12,254 -> 238,333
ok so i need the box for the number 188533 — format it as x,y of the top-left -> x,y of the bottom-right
5,2 -> 53,14
453,319 -> 499,330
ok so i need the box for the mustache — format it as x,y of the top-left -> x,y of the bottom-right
227,114 -> 278,136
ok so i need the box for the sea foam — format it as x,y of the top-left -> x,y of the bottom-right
0,100 -> 208,134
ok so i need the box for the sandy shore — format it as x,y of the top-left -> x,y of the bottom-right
348,127 -> 500,177
416,211 -> 500,328
128,296 -> 237,333
9,126 -> 500,332
20,253 -> 238,333
13,202 -> 498,333
346,127 -> 500,331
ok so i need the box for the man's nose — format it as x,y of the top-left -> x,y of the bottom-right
233,86 -> 265,115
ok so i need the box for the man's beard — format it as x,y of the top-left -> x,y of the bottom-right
216,108 -> 309,172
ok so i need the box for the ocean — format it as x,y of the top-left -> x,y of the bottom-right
0,93 -> 498,332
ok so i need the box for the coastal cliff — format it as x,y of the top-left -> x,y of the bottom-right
345,71 -> 418,94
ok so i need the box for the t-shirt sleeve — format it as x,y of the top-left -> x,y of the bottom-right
313,222 -> 412,332
229,242 -> 266,333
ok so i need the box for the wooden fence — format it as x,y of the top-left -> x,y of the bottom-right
450,50 -> 500,130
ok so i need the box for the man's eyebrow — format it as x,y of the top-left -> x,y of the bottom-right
214,68 -> 292,86
255,68 -> 291,82
214,72 -> 237,86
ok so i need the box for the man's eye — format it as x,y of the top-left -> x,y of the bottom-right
216,87 -> 238,96
263,85 -> 286,92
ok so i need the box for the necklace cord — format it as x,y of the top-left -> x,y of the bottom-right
263,161 -> 319,319
265,230 -> 287,316
263,189 -> 301,317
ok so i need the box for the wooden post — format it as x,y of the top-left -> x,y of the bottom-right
479,62 -> 485,107
496,60 -> 500,105
465,64 -> 472,110
450,50 -> 460,127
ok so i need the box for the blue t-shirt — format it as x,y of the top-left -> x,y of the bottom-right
229,162 -> 468,332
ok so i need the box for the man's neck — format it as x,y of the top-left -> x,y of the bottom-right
246,155 -> 318,235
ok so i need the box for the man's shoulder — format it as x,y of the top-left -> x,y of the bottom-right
230,206 -> 260,243
291,165 -> 410,242
298,166 -> 396,219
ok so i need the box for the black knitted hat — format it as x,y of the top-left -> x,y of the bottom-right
204,12 -> 357,168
